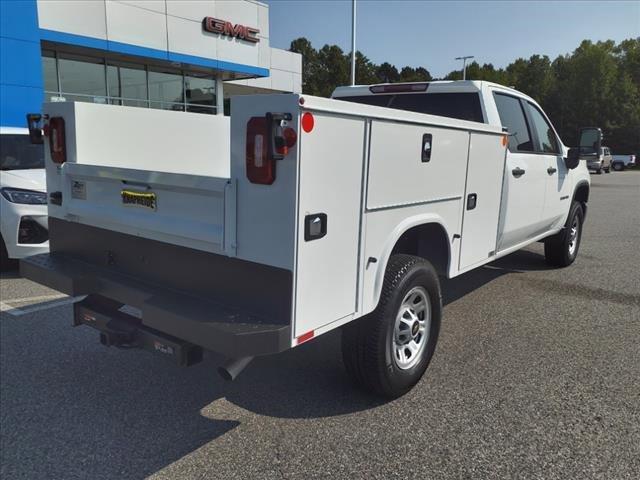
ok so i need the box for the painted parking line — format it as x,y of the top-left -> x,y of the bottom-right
0,294 -> 84,316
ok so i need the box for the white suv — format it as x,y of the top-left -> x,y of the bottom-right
0,127 -> 49,270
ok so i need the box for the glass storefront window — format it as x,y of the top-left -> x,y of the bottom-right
185,74 -> 215,107
42,51 -> 58,93
107,64 -> 148,105
149,70 -> 184,110
41,52 -> 217,114
58,55 -> 107,103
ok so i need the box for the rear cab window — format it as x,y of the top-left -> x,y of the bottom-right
337,92 -> 485,123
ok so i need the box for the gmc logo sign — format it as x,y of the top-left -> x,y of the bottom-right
202,17 -> 260,43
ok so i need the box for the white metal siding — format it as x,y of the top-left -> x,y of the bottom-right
37,0 -> 108,39
106,1 -> 169,51
38,0 -> 301,93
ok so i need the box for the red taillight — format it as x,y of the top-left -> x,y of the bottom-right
49,117 -> 66,164
369,83 -> 429,94
246,117 -> 273,185
246,114 -> 296,185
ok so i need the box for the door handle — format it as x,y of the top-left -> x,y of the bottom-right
512,167 -> 526,177
547,167 -> 557,175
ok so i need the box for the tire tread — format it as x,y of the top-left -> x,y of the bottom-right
342,254 -> 439,397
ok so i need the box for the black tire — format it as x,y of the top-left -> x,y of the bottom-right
613,163 -> 623,171
341,254 -> 442,398
605,167 -> 610,173
596,168 -> 602,174
544,201 -> 584,267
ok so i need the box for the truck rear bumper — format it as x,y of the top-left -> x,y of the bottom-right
20,253 -> 292,358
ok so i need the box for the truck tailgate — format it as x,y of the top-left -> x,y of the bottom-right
54,163 -> 235,255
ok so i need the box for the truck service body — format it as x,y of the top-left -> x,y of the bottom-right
22,81 -> 592,397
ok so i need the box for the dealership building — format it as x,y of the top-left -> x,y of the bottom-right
0,0 -> 302,127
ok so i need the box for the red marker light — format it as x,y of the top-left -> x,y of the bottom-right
301,112 -> 315,133
296,330 -> 315,345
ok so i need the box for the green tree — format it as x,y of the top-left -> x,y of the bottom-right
315,44 -> 349,97
289,37 -> 319,95
399,66 -> 432,82
376,62 -> 400,83
355,51 -> 379,85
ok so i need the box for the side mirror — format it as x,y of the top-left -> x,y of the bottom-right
565,148 -> 581,169
26,113 -> 44,144
578,126 -> 602,157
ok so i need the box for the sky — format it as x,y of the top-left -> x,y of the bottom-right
264,0 -> 640,78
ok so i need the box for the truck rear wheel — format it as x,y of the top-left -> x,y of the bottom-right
544,201 -> 584,267
341,254 -> 441,398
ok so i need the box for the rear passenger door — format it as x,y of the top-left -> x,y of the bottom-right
524,102 -> 570,231
493,92 -> 549,252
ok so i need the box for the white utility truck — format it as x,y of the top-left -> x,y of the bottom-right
23,81 -> 596,397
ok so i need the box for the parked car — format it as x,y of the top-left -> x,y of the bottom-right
612,154 -> 636,171
22,81 -> 594,398
0,127 -> 49,270
586,146 -> 612,174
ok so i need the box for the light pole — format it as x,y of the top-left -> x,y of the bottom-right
350,0 -> 357,85
455,55 -> 474,80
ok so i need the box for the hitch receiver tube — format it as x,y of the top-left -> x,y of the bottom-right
74,297 -> 203,367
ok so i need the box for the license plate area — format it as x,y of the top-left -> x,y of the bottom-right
121,189 -> 156,210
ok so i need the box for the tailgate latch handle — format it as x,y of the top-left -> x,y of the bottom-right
266,112 -> 293,161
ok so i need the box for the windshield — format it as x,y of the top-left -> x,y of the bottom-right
0,134 -> 45,170
336,92 -> 485,123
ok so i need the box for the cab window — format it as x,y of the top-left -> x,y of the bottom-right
338,92 -> 485,123
493,93 -> 534,152
527,103 -> 560,154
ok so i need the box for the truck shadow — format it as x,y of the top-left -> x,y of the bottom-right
1,249 -> 547,478
225,249 -> 552,418
441,248 -> 552,305
0,310 -> 238,480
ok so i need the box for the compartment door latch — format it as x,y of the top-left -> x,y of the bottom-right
304,213 -> 327,241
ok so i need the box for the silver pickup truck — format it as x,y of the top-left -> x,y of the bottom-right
586,146 -> 612,174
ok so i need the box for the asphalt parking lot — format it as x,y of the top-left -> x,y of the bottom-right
1,171 -> 639,480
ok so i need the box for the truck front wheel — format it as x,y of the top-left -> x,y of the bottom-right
341,254 -> 442,398
544,201 -> 584,267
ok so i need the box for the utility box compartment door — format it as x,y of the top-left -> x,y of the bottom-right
458,133 -> 506,270
294,113 -> 365,338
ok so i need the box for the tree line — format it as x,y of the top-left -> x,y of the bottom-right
290,37 -> 640,154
